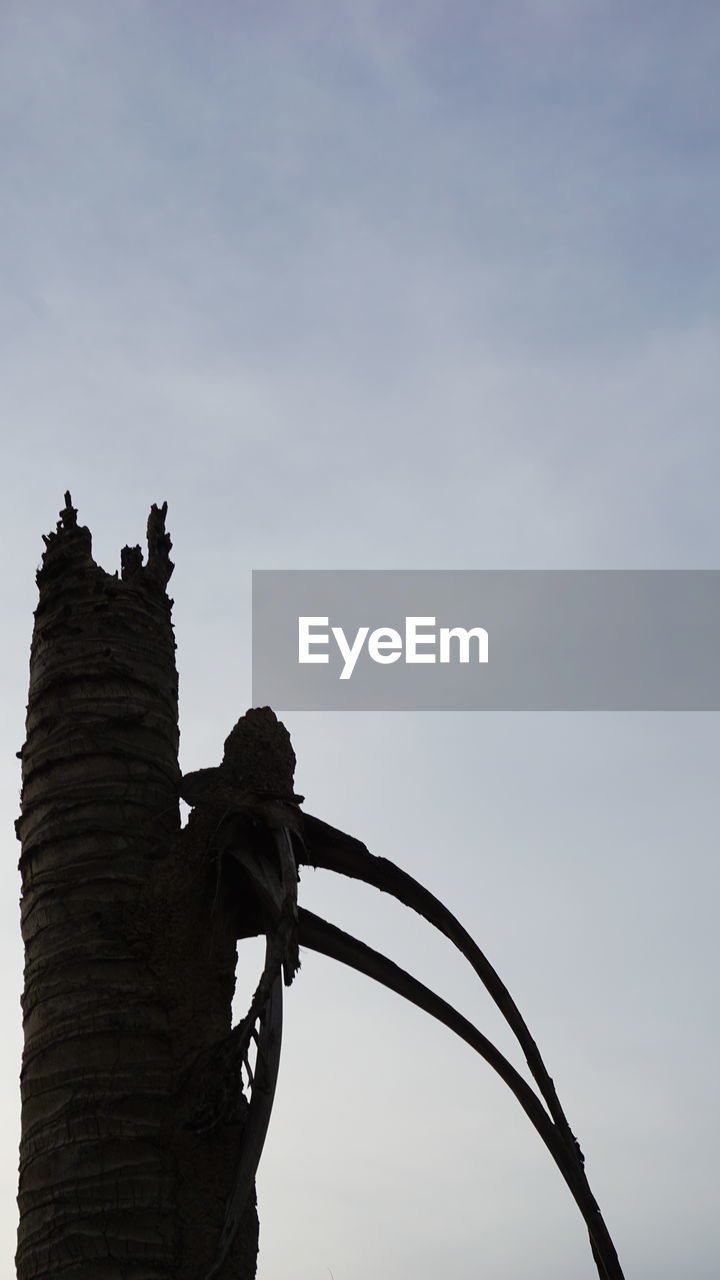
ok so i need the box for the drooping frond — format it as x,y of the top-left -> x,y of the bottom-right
297,907 -> 623,1280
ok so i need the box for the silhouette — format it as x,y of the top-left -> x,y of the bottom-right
16,497 -> 624,1280
183,706 -> 624,1280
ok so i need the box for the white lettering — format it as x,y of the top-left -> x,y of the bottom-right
406,616 -> 436,663
299,617 -> 330,663
332,626 -> 370,680
439,626 -> 489,663
368,628 -> 403,664
298,616 -> 489,677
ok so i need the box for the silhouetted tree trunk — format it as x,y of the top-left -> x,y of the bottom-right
15,497 -> 258,1280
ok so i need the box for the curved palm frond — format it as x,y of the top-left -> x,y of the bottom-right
203,938 -> 283,1280
300,813 -> 582,1162
298,907 -> 624,1280
183,741 -> 625,1280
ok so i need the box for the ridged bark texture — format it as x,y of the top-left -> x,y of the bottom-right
15,496 -> 258,1280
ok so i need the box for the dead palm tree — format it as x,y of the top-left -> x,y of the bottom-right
16,497 -> 624,1280
16,496 -> 257,1279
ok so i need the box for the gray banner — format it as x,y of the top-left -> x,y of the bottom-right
251,570 -> 720,710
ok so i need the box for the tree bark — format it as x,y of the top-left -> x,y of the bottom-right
15,496 -> 258,1280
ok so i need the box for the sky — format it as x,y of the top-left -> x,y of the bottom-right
1,1 -> 719,1276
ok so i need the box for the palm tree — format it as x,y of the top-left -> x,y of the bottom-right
16,495 -> 624,1280
16,495 -> 258,1279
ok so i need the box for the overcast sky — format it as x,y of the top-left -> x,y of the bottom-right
2,3 -> 719,1277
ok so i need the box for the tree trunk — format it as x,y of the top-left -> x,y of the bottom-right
15,496 -> 258,1280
